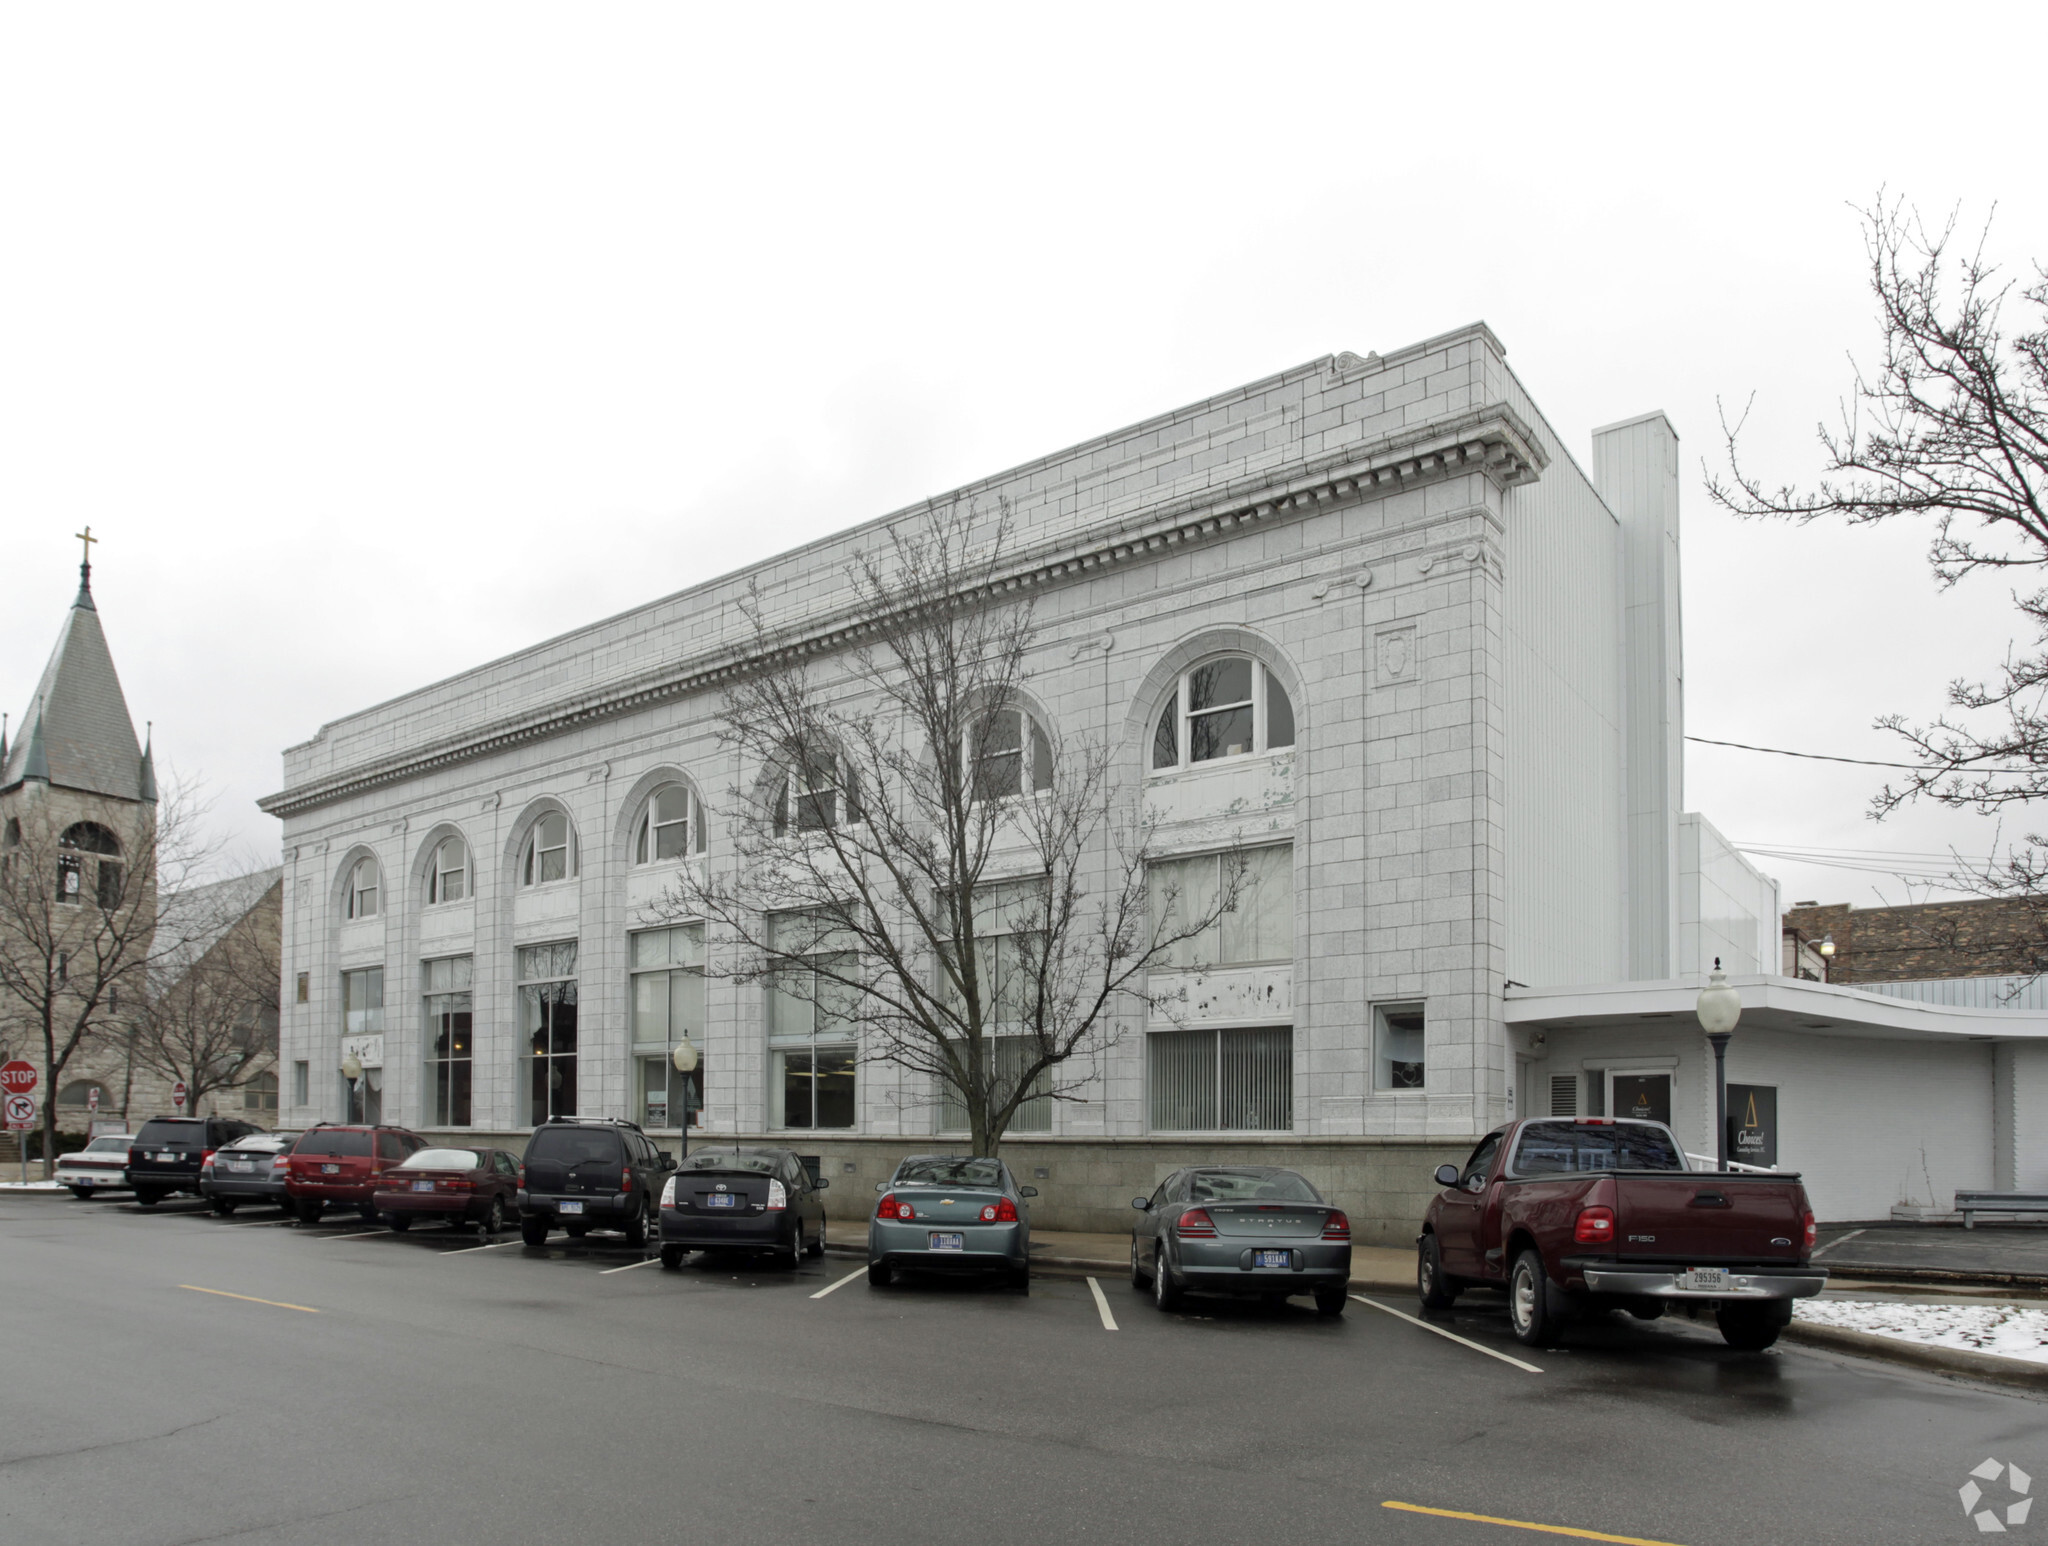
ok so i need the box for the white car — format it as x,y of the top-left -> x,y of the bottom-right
56,1134 -> 136,1198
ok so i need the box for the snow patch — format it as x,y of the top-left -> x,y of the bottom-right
1796,1299 -> 2048,1364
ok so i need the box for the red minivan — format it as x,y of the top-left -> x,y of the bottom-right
284,1124 -> 428,1223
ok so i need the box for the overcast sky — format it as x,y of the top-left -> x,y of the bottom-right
4,4 -> 2044,911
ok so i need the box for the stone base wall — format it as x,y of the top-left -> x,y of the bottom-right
425,1130 -> 1472,1247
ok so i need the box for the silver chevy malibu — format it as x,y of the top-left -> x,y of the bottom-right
867,1155 -> 1037,1289
1132,1166 -> 1352,1316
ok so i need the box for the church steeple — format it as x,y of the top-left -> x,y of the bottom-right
2,540 -> 148,802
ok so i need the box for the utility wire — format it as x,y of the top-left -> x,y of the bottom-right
1686,735 -> 2039,773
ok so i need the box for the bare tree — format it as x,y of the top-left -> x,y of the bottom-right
0,783 -> 214,1175
1709,195 -> 2048,892
655,501 -> 1241,1157
131,870 -> 283,1119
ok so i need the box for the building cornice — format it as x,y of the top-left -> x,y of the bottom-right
260,404 -> 1545,820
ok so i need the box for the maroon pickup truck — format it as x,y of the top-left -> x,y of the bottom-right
1417,1116 -> 1825,1350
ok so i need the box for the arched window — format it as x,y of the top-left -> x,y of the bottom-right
1150,656 -> 1294,772
345,857 -> 380,920
521,813 -> 575,886
771,746 -> 856,837
633,784 -> 705,864
966,708 -> 1053,802
427,838 -> 468,904
58,822 -> 123,909
57,1079 -> 104,1108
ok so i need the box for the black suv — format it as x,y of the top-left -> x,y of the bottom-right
128,1116 -> 264,1207
518,1118 -> 674,1247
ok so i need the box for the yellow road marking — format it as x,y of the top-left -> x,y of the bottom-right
1382,1501 -> 1692,1545
179,1285 -> 320,1313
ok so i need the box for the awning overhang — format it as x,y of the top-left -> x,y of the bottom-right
1504,975 -> 2048,1044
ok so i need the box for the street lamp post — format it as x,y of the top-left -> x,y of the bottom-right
340,1052 -> 363,1123
671,1035 -> 699,1162
1696,958 -> 1743,1170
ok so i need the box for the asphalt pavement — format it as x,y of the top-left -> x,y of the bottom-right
4,1192 -> 2046,1546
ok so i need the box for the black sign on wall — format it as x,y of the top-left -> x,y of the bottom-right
1727,1083 -> 1778,1168
1611,1073 -> 1672,1125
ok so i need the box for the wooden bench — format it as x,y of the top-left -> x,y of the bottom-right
1954,1191 -> 2048,1229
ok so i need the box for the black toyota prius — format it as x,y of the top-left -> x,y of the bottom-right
657,1146 -> 828,1269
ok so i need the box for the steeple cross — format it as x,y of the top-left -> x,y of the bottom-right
76,526 -> 97,565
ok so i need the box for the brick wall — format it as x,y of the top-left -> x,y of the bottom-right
1784,897 -> 2048,984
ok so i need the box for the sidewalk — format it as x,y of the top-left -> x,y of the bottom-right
822,1219 -> 1416,1289
1814,1223 -> 2048,1291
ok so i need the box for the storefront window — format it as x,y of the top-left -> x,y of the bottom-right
425,955 -> 473,1126
1374,1003 -> 1425,1090
768,911 -> 857,1129
630,924 -> 704,1128
518,942 -> 578,1122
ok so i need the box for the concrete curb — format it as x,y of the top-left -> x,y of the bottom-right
1783,1320 -> 2048,1392
1820,1264 -> 2048,1293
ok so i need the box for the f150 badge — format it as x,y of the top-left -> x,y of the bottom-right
1628,1234 -> 1656,1243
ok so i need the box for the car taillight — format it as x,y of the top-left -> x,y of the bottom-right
1322,1210 -> 1351,1241
766,1179 -> 789,1211
1802,1210 -> 1816,1253
1177,1207 -> 1217,1239
445,1178 -> 475,1192
1573,1118 -> 1615,1126
270,1154 -> 290,1171
619,1166 -> 633,1195
201,1149 -> 215,1166
876,1192 -> 910,1220
1574,1205 -> 1616,1245
660,1177 -> 676,1207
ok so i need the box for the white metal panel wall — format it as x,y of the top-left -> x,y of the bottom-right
1500,417 -> 1626,987
1864,975 -> 2048,1010
1678,812 -> 1781,976
1594,413 -> 1684,981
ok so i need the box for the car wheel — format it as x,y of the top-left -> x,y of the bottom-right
212,1197 -> 238,1217
520,1216 -> 550,1247
660,1246 -> 684,1271
625,1195 -> 649,1248
1314,1285 -> 1348,1317
69,1186 -> 93,1200
295,1198 -> 324,1224
806,1220 -> 825,1258
1130,1235 -> 1150,1288
1151,1243 -> 1183,1311
1010,1264 -> 1031,1293
389,1214 -> 412,1232
1508,1248 -> 1563,1347
1418,1235 -> 1458,1310
481,1198 -> 505,1235
1717,1303 -> 1789,1351
135,1189 -> 162,1209
867,1259 -> 893,1288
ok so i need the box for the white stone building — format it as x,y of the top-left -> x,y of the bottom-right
263,323 -> 1816,1239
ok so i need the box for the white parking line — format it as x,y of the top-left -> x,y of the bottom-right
1350,1296 -> 1543,1374
1087,1276 -> 1120,1331
599,1255 -> 663,1275
1810,1227 -> 1865,1259
810,1267 -> 866,1300
320,1228 -> 394,1242
228,1218 -> 296,1228
443,1237 -> 532,1255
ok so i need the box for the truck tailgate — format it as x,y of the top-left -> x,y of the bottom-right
1614,1175 -> 1806,1262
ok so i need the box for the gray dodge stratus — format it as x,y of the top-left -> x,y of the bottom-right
867,1155 -> 1036,1288
1131,1166 -> 1352,1316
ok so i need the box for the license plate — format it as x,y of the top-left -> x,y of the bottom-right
230,1162 -> 253,1173
413,1180 -> 434,1192
322,1163 -> 340,1174
158,1152 -> 175,1162
1678,1268 -> 1731,1292
707,1194 -> 737,1208
929,1232 -> 965,1251
560,1200 -> 584,1215
1254,1249 -> 1292,1269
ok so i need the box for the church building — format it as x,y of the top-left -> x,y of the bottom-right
264,323 -> 1813,1239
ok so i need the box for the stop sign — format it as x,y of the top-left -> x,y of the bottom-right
172,1081 -> 187,1110
0,1061 -> 36,1098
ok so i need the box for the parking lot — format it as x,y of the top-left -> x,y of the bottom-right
5,1190 -> 2048,1546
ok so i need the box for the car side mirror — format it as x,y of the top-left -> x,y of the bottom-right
661,1154 -> 676,1169
1020,1186 -> 1038,1198
1132,1196 -> 1151,1210
1433,1164 -> 1461,1188
875,1181 -> 888,1194
814,1177 -> 830,1190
